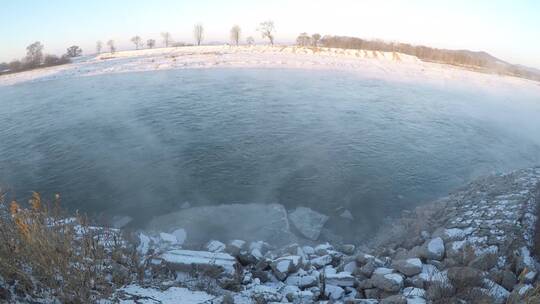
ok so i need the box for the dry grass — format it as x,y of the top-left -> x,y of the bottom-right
0,191 -> 140,303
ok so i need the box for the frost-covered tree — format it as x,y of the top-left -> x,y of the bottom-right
161,32 -> 172,47
296,33 -> 311,47
147,39 -> 156,49
131,36 -> 143,50
257,21 -> 275,46
66,45 -> 82,57
311,33 -> 321,47
194,23 -> 204,46
25,41 -> 44,68
230,25 -> 241,46
96,41 -> 103,54
107,40 -> 116,54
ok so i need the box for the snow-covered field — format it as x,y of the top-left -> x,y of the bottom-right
2,45 -> 539,94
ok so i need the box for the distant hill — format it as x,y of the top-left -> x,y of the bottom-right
320,35 -> 540,82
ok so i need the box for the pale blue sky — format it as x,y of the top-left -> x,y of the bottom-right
1,0 -> 539,68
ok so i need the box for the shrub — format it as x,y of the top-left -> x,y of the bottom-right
0,191 -> 139,303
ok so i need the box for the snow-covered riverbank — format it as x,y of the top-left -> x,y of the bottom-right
1,45 -> 539,95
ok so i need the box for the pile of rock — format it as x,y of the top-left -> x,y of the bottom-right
119,167 -> 540,303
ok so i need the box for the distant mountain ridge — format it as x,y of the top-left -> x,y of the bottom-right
320,35 -> 540,82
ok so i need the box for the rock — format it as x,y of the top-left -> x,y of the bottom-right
161,249 -> 237,275
286,290 -> 315,303
483,279 -> 510,304
226,240 -> 246,256
392,258 -> 422,277
447,267 -> 484,288
206,240 -> 226,252
159,232 -> 178,244
373,267 -> 394,275
324,284 -> 345,301
341,244 -> 356,255
285,275 -> 318,288
172,228 -> 187,245
347,300 -> 379,304
507,284 -> 535,304
420,237 -> 445,261
356,253 -> 377,265
288,206 -> 329,240
372,273 -> 404,292
469,252 -> 497,271
271,256 -> 302,280
325,272 -> 356,287
380,295 -> 407,304
339,209 -> 355,221
364,288 -> 381,299
137,233 -> 151,255
314,243 -> 334,255
358,261 -> 376,277
147,203 -> 296,245
499,270 -> 517,291
311,255 -> 333,268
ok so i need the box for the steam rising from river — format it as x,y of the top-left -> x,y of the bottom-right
0,69 -> 539,239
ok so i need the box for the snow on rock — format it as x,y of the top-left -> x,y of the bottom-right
160,249 -> 237,275
159,232 -> 178,244
271,256 -> 302,280
325,272 -> 356,287
372,273 -> 404,292
421,237 -> 445,261
288,206 -> 329,240
284,275 -> 318,288
205,240 -> 226,253
172,228 -> 187,245
324,284 -> 345,301
137,233 -> 151,255
115,284 -> 214,304
392,258 -> 422,276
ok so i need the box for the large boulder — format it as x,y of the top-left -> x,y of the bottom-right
392,258 -> 423,277
288,207 -> 329,240
447,267 -> 484,289
270,255 -> 303,280
147,203 -> 296,245
160,249 -> 237,275
372,273 -> 404,292
420,237 -> 445,261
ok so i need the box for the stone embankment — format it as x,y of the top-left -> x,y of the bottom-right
111,167 -> 540,303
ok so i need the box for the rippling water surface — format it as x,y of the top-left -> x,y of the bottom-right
1,69 -> 539,236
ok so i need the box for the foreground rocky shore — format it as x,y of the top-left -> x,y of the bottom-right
1,167 -> 538,303
104,167 -> 540,303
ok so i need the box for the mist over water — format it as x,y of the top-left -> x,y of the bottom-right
1,68 -> 539,238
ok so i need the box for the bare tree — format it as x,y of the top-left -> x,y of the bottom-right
131,36 -> 143,50
25,41 -> 44,68
161,32 -> 171,47
193,23 -> 204,46
107,40 -> 116,54
230,25 -> 241,46
147,39 -> 156,49
257,21 -> 275,46
296,33 -> 311,47
311,33 -> 321,47
96,41 -> 103,54
246,36 -> 255,46
66,45 -> 83,57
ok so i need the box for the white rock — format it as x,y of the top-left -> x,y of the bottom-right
116,284 -> 213,304
206,240 -> 226,252
285,275 -> 318,288
159,232 -> 178,244
288,207 -> 329,240
393,258 -> 423,276
137,233 -> 151,255
172,228 -> 187,244
372,273 -> 404,292
374,267 -> 394,275
161,249 -> 237,275
325,272 -> 356,287
311,255 -> 333,268
422,237 -> 445,261
324,284 -> 344,301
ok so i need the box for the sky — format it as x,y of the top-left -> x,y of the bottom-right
1,0 -> 539,68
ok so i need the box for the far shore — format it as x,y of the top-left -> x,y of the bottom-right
1,45 -> 539,94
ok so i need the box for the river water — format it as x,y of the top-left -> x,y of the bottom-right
1,68 -> 539,237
